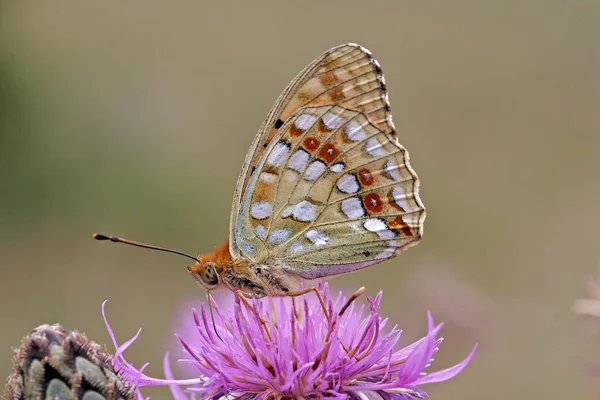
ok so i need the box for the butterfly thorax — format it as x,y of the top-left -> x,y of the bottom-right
224,258 -> 302,298
190,241 -> 301,298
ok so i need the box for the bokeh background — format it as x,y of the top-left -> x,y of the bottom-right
1,1 -> 599,399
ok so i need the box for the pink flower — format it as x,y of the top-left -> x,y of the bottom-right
103,284 -> 476,399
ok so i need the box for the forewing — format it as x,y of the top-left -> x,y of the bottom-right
234,104 -> 425,278
230,44 -> 399,258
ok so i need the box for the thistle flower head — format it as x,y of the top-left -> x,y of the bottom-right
104,284 -> 476,399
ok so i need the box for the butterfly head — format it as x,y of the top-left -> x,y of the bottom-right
187,241 -> 233,289
188,261 -> 220,289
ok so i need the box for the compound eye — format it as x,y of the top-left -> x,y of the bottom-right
202,263 -> 219,287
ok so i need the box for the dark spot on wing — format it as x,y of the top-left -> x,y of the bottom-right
358,168 -> 374,186
318,143 -> 340,164
303,136 -> 320,152
363,193 -> 384,213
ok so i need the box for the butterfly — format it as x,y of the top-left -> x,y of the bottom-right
95,43 -> 426,299
188,43 -> 425,298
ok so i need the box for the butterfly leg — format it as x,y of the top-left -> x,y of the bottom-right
286,286 -> 330,323
205,291 -> 225,342
236,290 -> 273,341
287,287 -> 358,356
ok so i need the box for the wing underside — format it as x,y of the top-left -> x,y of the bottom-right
234,105 -> 425,279
229,44 -> 425,278
229,44 -> 404,259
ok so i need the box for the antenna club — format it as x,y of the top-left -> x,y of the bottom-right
93,233 -> 110,240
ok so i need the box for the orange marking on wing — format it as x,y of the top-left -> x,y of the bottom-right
317,119 -> 331,133
261,165 -> 280,176
318,143 -> 340,164
290,123 -> 304,137
322,55 -> 343,71
388,190 -> 405,212
329,86 -> 346,102
388,216 -> 413,237
363,193 -> 384,213
319,72 -> 339,87
303,136 -> 321,152
250,178 -> 276,211
265,127 -> 278,144
357,168 -> 374,186
297,91 -> 312,102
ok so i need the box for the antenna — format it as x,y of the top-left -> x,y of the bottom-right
94,233 -> 227,339
93,233 -> 200,264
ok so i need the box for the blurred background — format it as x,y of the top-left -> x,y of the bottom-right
1,1 -> 599,398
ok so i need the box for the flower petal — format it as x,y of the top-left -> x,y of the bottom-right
102,301 -> 202,388
413,344 -> 477,385
164,352 -> 189,400
395,311 -> 441,384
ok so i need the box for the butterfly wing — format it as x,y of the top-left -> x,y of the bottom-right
230,43 -> 398,257
230,44 -> 425,278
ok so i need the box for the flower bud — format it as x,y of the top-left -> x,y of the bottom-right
4,324 -> 133,400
